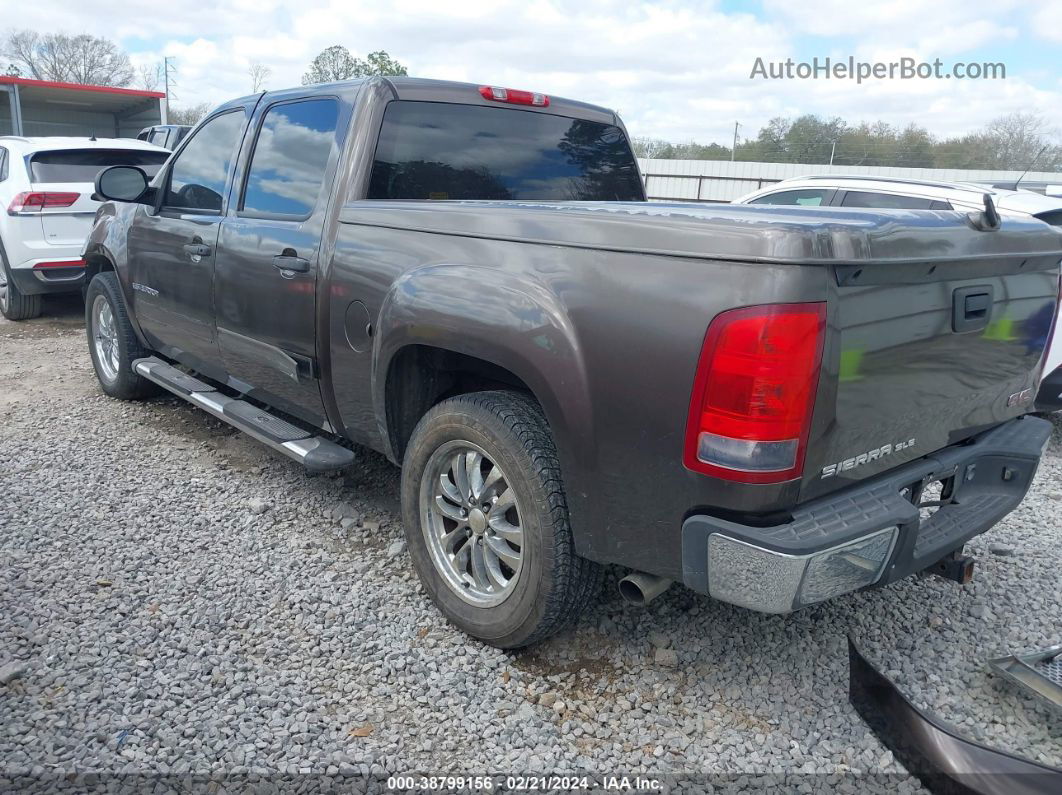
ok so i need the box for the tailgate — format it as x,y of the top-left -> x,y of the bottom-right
801,213 -> 1060,500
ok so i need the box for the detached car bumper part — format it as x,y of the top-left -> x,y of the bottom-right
849,638 -> 1062,795
681,416 -> 1052,613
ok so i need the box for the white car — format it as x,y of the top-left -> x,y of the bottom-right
0,137 -> 170,320
735,175 -> 1062,411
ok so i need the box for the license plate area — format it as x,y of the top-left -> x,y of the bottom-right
900,474 -> 957,525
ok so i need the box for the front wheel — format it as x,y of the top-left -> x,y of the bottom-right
85,272 -> 160,400
401,391 -> 600,648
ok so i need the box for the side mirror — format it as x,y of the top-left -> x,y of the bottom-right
95,165 -> 152,205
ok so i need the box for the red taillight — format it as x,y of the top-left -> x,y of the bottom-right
7,192 -> 80,214
478,85 -> 549,107
683,303 -> 827,483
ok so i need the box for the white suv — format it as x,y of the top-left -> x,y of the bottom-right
735,175 -> 1062,411
734,175 -> 1062,223
0,137 -> 170,320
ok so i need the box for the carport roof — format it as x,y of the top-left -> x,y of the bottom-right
0,76 -> 165,112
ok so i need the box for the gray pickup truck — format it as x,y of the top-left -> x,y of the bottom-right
83,77 -> 1060,648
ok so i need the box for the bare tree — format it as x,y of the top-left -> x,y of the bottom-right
167,102 -> 210,126
302,45 -> 357,85
631,136 -> 670,159
3,30 -> 134,86
982,112 -> 1060,170
137,63 -> 160,92
249,61 -> 271,93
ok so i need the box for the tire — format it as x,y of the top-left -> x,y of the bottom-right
85,271 -> 160,400
0,250 -> 42,321
401,390 -> 601,648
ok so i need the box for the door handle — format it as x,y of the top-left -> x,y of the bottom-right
272,252 -> 310,273
183,243 -> 212,259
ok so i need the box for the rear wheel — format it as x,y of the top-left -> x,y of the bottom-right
85,271 -> 160,400
0,252 -> 42,321
401,390 -> 600,648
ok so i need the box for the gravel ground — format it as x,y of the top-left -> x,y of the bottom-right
2,297 -> 1060,793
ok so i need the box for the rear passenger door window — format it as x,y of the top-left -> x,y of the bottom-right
748,189 -> 831,206
840,191 -> 938,209
240,99 -> 339,218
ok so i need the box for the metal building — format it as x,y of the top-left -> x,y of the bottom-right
0,77 -> 164,138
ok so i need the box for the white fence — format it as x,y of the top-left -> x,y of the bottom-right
637,158 -> 1062,203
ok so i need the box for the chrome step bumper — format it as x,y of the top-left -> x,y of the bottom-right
133,357 -> 354,472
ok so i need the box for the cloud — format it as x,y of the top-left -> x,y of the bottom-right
7,0 -> 1061,146
1031,1 -> 1062,42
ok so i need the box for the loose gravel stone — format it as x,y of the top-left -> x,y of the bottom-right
2,299 -> 1061,792
988,543 -> 1016,556
648,630 -> 671,648
0,660 -> 28,685
654,647 -> 679,667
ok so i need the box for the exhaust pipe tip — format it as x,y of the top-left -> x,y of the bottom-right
618,572 -> 673,606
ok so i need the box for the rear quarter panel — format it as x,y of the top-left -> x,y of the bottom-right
326,209 -> 825,579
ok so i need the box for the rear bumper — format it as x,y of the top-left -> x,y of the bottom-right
7,262 -> 86,295
1036,365 -> 1062,412
681,416 -> 1052,613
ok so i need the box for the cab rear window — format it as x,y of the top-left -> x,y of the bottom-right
30,149 -> 169,184
368,101 -> 644,202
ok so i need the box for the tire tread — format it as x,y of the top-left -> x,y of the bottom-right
0,256 -> 42,321
85,271 -> 159,400
412,390 -> 600,648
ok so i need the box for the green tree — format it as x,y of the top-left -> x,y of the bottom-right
302,46 -> 407,85
352,50 -> 407,77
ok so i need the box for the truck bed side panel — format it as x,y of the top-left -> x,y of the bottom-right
327,219 -> 824,579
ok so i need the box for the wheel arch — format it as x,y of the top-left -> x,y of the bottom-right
373,264 -> 596,550
82,245 -> 150,349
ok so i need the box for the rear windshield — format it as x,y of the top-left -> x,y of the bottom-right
30,149 -> 169,184
1034,209 -> 1062,227
368,101 -> 644,202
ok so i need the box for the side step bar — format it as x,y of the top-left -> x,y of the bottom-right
134,357 -> 354,473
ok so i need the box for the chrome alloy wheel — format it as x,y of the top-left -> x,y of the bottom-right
92,294 -> 120,383
420,440 -> 524,606
0,266 -> 8,312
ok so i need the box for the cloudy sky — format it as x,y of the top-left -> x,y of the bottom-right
10,0 -> 1062,145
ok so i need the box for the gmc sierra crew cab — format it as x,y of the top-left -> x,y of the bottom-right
82,77 -> 1060,648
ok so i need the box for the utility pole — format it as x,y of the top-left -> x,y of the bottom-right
162,56 -> 177,124
731,121 -> 740,161
829,140 -> 837,166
